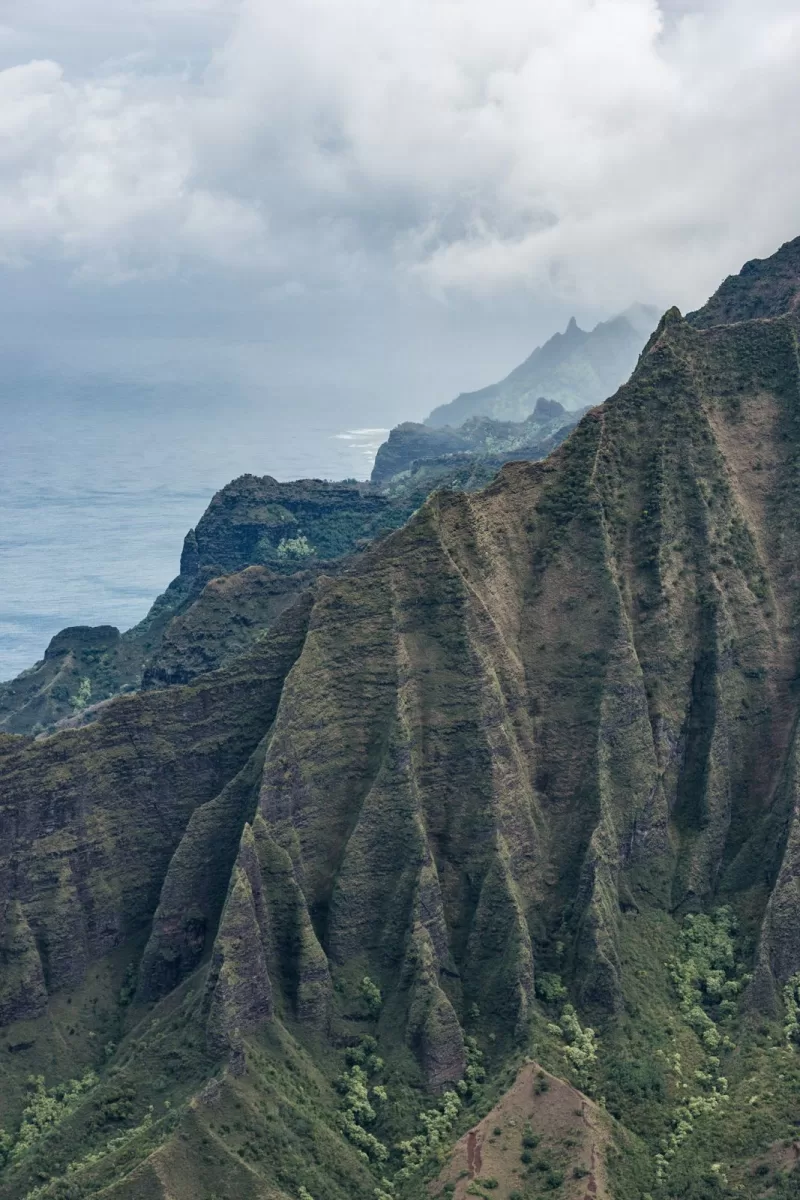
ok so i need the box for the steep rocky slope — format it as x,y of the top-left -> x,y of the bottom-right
210,291 -> 800,1028
0,595 -> 313,1030
425,305 -> 658,427
2,242 -> 800,1199
0,478 -> 412,734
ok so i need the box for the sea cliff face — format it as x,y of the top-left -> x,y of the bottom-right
0,477 -> 412,735
1,240 -> 800,1199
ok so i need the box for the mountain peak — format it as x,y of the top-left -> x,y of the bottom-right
532,396 -> 566,419
688,233 -> 800,328
425,307 -> 656,426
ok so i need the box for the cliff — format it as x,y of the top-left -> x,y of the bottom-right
2,245 -> 800,1199
370,398 -> 579,491
0,477 -> 414,734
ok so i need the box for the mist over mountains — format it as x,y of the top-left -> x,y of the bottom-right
364,303 -> 660,508
426,304 -> 660,426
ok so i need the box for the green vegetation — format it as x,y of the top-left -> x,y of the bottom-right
783,972 -> 800,1046
328,1030 -> 484,1196
359,976 -> 383,1020
547,1007 -> 598,1090
535,972 -> 567,1004
336,1062 -> 389,1163
395,1089 -> 462,1179
641,910 -> 751,1187
276,534 -> 316,560
456,1037 -> 486,1096
23,1107 -> 158,1199
69,677 -> 92,712
0,1072 -> 98,1166
668,908 -> 746,1043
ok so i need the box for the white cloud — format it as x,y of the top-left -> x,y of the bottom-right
1,0 -> 800,309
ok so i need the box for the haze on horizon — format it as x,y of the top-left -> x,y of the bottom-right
2,0 -> 800,682
0,0 -> 799,377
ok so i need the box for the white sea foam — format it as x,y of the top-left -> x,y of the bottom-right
333,428 -> 389,462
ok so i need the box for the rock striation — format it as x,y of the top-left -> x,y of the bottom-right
3,241 -> 800,1199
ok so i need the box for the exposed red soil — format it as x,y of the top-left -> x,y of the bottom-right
432,1061 -> 611,1200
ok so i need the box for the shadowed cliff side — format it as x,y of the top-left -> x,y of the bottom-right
0,594 -> 313,1030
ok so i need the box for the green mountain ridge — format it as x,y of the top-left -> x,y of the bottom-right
2,239 -> 800,1199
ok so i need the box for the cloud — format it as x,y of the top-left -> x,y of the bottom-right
1,0 -> 800,310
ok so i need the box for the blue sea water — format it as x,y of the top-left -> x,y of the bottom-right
0,336 -> 395,681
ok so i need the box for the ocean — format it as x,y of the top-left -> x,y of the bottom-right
0,336 -> 397,681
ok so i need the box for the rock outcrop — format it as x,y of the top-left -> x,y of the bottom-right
370,399 -> 578,493
205,856 -> 274,1058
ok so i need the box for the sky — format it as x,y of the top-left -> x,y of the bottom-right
2,0 -> 800,679
1,0 -> 800,372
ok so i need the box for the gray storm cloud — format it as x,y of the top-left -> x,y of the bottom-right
1,0 -> 799,313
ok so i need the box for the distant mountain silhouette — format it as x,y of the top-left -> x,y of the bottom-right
425,302 -> 660,426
